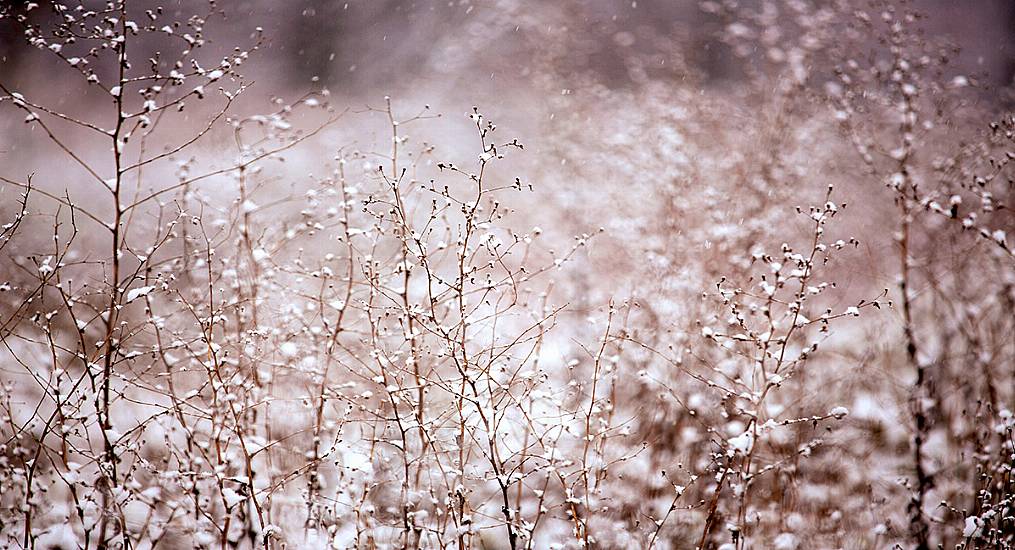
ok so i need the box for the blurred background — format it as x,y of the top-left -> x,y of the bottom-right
3,0 -> 1013,298
3,0 -> 1013,130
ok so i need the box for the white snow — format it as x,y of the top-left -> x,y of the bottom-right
829,406 -> 849,419
728,430 -> 754,453
125,285 -> 155,303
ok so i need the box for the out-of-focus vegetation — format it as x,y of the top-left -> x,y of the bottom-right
0,1 -> 1012,549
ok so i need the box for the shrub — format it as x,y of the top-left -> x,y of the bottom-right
0,1 -> 1011,549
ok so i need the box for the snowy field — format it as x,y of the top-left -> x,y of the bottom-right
0,1 -> 1012,549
